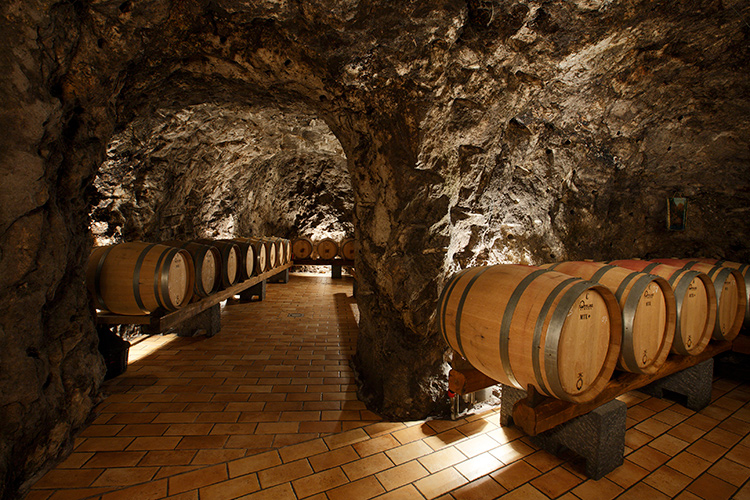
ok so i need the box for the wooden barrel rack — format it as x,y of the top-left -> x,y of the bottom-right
96,262 -> 292,334
449,340 -> 732,436
291,258 -> 354,280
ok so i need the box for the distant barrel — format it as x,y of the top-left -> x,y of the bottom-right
339,238 -> 355,260
194,239 -> 240,288
439,264 -> 622,403
235,237 -> 268,275
652,259 -> 746,342
292,237 -> 314,260
220,239 -> 255,280
316,238 -> 338,260
696,258 -> 750,330
86,242 -> 195,315
608,260 -> 715,356
542,261 -> 675,374
163,240 -> 221,299
258,237 -> 278,269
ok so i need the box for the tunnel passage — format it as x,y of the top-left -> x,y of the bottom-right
89,101 -> 354,245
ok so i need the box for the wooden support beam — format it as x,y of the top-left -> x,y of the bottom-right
95,263 -> 292,332
448,368 -> 499,395
292,259 -> 354,267
511,341 -> 731,436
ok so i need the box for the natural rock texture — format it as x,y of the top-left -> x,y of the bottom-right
1,1 -> 749,497
91,103 -> 352,243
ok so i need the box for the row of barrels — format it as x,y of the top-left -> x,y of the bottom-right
86,237 -> 292,316
291,237 -> 355,261
439,258 -> 748,404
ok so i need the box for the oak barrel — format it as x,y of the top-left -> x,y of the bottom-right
608,260 -> 715,356
235,237 -> 267,275
270,237 -> 289,265
292,237 -> 314,260
316,238 -> 339,260
283,238 -> 292,263
339,238 -> 355,260
86,242 -> 195,315
194,239 -> 240,288
652,259 -> 746,341
439,264 -> 622,403
221,239 -> 255,280
163,241 -> 221,299
542,262 -> 675,374
697,258 -> 750,329
256,237 -> 278,269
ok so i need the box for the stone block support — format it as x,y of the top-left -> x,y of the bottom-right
268,268 -> 290,283
501,385 -> 626,479
175,303 -> 221,338
640,358 -> 713,411
240,280 -> 266,302
332,265 -> 342,279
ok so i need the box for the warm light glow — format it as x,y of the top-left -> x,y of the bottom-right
127,334 -> 181,363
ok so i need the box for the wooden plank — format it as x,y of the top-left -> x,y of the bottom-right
96,263 -> 292,331
292,259 -> 354,267
449,368 -> 500,395
511,341 -> 732,436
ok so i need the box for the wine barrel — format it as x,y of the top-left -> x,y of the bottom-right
339,238 -> 355,260
259,238 -> 278,269
542,261 -> 675,374
282,238 -> 292,263
221,239 -> 255,280
608,260 -> 715,356
269,237 -> 288,265
235,237 -> 267,275
86,242 -> 195,315
163,241 -> 221,299
316,238 -> 338,260
652,259 -> 746,341
439,264 -> 622,403
696,258 -> 750,329
292,237 -> 314,260
194,239 -> 240,288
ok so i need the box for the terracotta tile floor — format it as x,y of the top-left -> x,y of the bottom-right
28,274 -> 750,499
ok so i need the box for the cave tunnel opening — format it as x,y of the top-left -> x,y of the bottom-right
88,99 -> 354,247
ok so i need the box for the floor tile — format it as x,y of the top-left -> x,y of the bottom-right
326,476 -> 385,500
413,467 -> 467,499
291,467 -> 348,498
643,465 -> 692,497
449,476 -> 506,500
257,459 -> 313,489
342,452 -> 394,481
167,464 -> 228,495
570,477 -> 623,500
530,466 -> 583,498
686,472 -> 737,500
376,460 -> 430,491
490,460 -> 542,491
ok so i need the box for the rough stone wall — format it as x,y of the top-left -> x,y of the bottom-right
0,1 -> 749,497
90,103 -> 352,244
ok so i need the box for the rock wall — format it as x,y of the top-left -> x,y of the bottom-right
1,1 -> 749,497
91,103 -> 352,243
